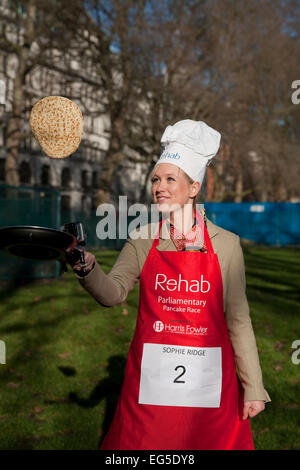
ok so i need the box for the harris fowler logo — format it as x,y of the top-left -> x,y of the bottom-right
153,320 -> 207,336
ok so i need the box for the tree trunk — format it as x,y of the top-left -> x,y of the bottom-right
94,114 -> 125,207
5,0 -> 36,187
206,166 -> 215,201
234,171 -> 243,203
233,149 -> 243,203
5,80 -> 23,186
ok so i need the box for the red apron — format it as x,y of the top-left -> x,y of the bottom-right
100,215 -> 254,450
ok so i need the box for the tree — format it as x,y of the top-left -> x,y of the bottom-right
200,0 -> 300,201
2,0 -> 298,203
76,0 -> 300,204
0,0 -> 79,185
62,0 -> 218,205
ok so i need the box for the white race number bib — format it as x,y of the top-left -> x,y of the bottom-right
138,343 -> 222,408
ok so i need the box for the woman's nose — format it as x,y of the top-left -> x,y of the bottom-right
155,179 -> 167,192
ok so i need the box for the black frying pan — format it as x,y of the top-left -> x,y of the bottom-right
0,225 -> 78,262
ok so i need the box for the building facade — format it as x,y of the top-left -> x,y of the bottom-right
0,0 -> 113,214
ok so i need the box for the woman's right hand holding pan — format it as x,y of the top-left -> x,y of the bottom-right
68,249 -> 96,275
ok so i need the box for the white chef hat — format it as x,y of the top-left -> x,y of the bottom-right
154,119 -> 221,185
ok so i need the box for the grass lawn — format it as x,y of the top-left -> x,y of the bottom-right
0,246 -> 299,450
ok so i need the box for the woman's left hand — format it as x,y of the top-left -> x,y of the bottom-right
243,400 -> 265,419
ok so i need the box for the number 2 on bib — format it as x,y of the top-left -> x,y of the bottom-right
174,365 -> 186,383
139,343 -> 222,408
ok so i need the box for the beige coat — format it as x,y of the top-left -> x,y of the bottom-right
76,218 -> 271,403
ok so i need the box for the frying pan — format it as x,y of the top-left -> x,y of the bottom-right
0,225 -> 78,262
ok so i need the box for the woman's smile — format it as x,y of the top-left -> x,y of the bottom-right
156,195 -> 170,202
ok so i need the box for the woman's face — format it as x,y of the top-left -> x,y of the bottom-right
151,163 -> 199,213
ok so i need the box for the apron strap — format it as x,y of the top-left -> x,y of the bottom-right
194,208 -> 215,255
152,219 -> 163,247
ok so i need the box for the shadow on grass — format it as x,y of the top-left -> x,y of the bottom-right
0,277 -> 36,302
243,247 -> 300,311
69,355 -> 126,448
44,355 -> 126,449
0,251 -> 121,450
0,274 -> 98,449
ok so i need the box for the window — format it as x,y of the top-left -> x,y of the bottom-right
81,170 -> 88,189
19,161 -> 31,184
41,165 -> 51,186
0,158 -> 4,181
92,171 -> 98,188
61,167 -> 71,188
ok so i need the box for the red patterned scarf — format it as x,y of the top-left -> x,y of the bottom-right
169,209 -> 207,252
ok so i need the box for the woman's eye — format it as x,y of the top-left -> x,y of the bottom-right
151,177 -> 175,182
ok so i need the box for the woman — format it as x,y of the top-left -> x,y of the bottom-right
70,120 -> 270,450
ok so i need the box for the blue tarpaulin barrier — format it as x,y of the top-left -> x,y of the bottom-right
205,202 -> 300,246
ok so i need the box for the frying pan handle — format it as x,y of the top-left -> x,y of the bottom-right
65,246 -> 87,272
78,248 -> 87,271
